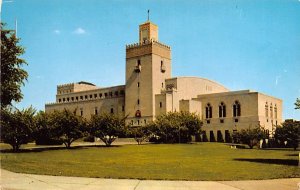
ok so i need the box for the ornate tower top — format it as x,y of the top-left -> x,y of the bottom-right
139,21 -> 158,44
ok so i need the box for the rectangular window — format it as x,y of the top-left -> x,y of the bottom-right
137,82 -> 140,87
115,91 -> 119,96
100,93 -> 102,98
104,93 -> 108,97
220,119 -> 224,123
59,99 -> 61,102
76,96 -> 78,101
63,98 -> 65,102
206,120 -> 210,124
160,102 -> 162,108
122,105 -> 125,111
234,118 -> 239,123
80,109 -> 83,116
85,95 -> 88,100
94,94 -> 97,98
90,95 -> 92,99
110,108 -> 114,114
80,96 -> 83,100
95,108 -> 98,115
137,99 -> 140,105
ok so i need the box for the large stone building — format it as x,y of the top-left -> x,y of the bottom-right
45,20 -> 282,141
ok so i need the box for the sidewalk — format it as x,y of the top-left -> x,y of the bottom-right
1,169 -> 299,190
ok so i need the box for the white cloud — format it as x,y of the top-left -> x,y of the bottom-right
73,27 -> 86,34
53,29 -> 60,34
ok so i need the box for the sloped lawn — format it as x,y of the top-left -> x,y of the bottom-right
1,143 -> 299,180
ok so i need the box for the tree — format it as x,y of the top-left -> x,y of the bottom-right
129,125 -> 151,145
236,126 -> 267,149
295,98 -> 300,109
275,120 -> 299,150
89,113 -> 125,146
1,23 -> 28,108
34,111 -> 62,145
0,106 -> 35,151
50,109 -> 86,148
148,112 -> 202,144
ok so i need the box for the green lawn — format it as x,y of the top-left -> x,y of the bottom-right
1,143 -> 299,180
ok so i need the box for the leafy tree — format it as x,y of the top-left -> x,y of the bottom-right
34,111 -> 62,145
89,113 -> 125,146
129,125 -> 151,145
236,126 -> 267,149
1,23 -> 28,108
148,112 -> 202,143
0,106 -> 35,151
275,120 -> 299,150
295,98 -> 300,109
50,109 -> 86,148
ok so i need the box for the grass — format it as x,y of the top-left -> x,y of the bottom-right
1,143 -> 299,181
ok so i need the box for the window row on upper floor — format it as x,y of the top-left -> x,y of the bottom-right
205,101 -> 241,119
57,90 -> 125,103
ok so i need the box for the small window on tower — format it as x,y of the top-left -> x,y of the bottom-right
122,105 -> 125,111
110,108 -> 114,114
137,82 -> 140,87
160,102 -> 162,108
137,99 -> 140,105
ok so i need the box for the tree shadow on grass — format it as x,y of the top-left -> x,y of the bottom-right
0,144 -> 122,153
285,153 -> 299,157
234,158 -> 298,166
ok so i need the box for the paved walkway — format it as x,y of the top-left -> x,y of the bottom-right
1,169 -> 299,190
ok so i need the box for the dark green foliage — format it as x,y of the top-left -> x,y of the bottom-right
217,130 -> 224,142
209,131 -> 216,142
225,130 -> 232,143
0,107 -> 35,151
128,125 -> 151,145
147,112 -> 202,144
1,23 -> 28,108
275,120 -> 299,150
34,111 -> 62,145
89,113 -> 125,146
235,126 -> 267,149
202,131 -> 208,142
295,98 -> 300,109
50,109 -> 86,148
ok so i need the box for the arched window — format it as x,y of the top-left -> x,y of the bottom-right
270,103 -> 273,118
219,102 -> 226,117
206,103 -> 212,118
265,102 -> 269,117
233,101 -> 241,117
274,104 -> 277,119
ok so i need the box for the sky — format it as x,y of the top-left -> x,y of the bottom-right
1,0 -> 300,120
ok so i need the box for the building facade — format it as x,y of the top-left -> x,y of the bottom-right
45,20 -> 282,141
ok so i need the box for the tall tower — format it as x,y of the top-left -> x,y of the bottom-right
125,21 -> 171,126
